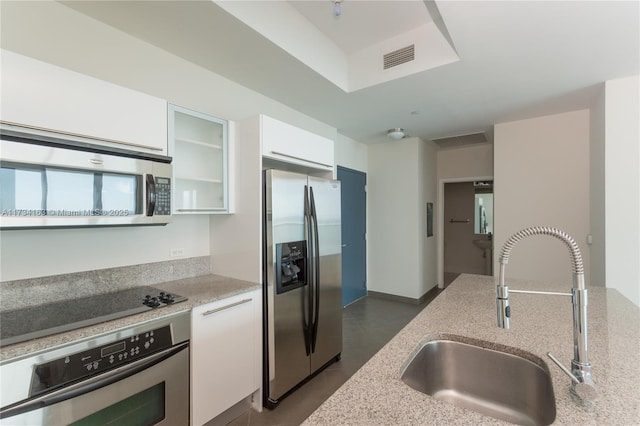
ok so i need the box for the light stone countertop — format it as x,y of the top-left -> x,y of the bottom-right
303,274 -> 640,425
0,274 -> 260,362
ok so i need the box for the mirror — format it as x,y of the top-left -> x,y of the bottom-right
474,181 -> 493,235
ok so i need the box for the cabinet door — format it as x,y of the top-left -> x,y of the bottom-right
190,291 -> 260,426
1,49 -> 168,155
169,104 -> 231,214
261,115 -> 334,171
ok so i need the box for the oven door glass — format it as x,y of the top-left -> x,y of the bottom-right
0,162 -> 141,216
69,383 -> 165,426
0,345 -> 188,426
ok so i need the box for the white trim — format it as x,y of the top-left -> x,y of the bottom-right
437,175 -> 494,288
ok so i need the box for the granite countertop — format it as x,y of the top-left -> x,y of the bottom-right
304,274 -> 640,425
1,274 -> 260,362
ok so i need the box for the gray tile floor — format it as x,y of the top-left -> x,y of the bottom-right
229,291 -> 442,426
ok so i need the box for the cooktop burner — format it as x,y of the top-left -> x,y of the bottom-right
0,286 -> 187,347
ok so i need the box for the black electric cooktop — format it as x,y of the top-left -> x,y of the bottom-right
0,286 -> 187,347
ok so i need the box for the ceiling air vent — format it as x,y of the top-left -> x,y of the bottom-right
383,45 -> 415,70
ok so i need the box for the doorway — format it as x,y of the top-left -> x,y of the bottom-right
438,178 -> 494,287
337,166 -> 367,306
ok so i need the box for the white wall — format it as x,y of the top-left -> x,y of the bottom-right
0,216 -> 209,282
420,140 -> 439,295
604,75 -> 640,306
0,1 -> 336,281
436,144 -> 494,180
209,117 -> 262,283
368,137 -> 437,299
334,133 -> 368,173
494,110 -> 591,287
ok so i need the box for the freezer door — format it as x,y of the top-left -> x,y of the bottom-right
264,170 -> 310,403
308,176 -> 343,373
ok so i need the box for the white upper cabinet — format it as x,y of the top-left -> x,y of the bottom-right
261,115 -> 334,172
168,104 -> 231,214
1,50 -> 168,155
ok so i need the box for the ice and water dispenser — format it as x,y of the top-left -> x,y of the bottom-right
275,241 -> 307,294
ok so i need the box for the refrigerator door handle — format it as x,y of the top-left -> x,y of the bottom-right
309,186 -> 321,353
303,185 -> 313,356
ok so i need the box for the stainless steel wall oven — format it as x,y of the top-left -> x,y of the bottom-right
0,311 -> 190,426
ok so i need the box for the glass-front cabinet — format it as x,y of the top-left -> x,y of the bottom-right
168,104 -> 230,214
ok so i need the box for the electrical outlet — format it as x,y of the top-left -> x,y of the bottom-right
170,248 -> 185,257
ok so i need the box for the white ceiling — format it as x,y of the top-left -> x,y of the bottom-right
288,0 -> 432,54
61,0 -> 639,145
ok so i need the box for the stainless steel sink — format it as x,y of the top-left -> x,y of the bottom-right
400,336 -> 556,426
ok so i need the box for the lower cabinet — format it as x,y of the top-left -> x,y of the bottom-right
190,290 -> 261,426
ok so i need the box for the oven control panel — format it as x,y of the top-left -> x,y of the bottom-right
29,325 -> 173,397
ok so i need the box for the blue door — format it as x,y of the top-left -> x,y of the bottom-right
337,166 -> 367,306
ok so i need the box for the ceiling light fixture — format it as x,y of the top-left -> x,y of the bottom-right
387,128 -> 405,140
333,0 -> 342,17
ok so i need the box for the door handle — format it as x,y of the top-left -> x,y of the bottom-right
0,343 -> 188,419
309,186 -> 320,353
270,151 -> 332,168
201,298 -> 252,316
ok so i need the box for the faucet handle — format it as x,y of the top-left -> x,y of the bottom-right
547,352 -> 597,401
547,352 -> 580,384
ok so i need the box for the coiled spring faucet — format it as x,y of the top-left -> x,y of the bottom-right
496,226 -> 596,400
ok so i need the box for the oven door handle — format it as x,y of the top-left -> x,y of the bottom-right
0,342 -> 188,420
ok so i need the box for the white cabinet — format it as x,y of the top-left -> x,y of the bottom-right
190,290 -> 261,426
1,49 -> 168,155
169,104 -> 231,214
261,115 -> 334,172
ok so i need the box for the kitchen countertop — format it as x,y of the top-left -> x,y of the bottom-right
303,274 -> 640,425
0,274 -> 260,362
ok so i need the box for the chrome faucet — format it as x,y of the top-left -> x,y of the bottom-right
496,226 -> 596,400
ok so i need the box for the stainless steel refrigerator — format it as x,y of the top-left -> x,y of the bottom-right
262,169 -> 342,408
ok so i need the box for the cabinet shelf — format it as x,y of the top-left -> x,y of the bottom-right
175,176 -> 223,184
175,137 -> 222,150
